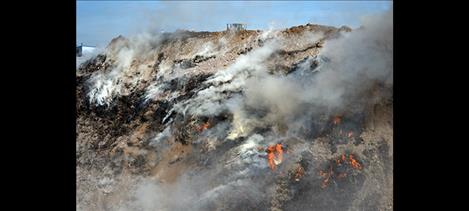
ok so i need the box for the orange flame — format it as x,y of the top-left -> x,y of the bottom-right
320,154 -> 363,189
267,144 -> 283,171
319,167 -> 332,189
349,154 -> 362,170
333,116 -> 342,125
337,154 -> 346,165
197,122 -> 210,132
275,143 -> 283,162
267,146 -> 276,170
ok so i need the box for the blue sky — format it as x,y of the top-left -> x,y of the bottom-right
77,1 -> 392,47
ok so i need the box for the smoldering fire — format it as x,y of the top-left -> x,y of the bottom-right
77,8 -> 393,211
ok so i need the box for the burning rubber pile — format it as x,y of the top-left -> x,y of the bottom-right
77,9 -> 393,211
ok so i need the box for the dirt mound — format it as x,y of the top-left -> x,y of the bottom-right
77,19 -> 392,211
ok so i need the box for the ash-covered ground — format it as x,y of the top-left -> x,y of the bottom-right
77,9 -> 392,211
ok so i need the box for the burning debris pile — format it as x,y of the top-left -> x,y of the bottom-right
319,153 -> 363,189
77,9 -> 393,211
266,143 -> 284,171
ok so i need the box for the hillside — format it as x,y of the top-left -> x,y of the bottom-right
76,11 -> 392,211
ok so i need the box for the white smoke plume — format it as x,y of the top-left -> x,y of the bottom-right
231,8 -> 393,136
78,6 -> 393,211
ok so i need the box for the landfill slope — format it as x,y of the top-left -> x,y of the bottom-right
77,12 -> 392,211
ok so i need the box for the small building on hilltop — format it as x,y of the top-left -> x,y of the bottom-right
76,43 -> 96,57
226,23 -> 246,32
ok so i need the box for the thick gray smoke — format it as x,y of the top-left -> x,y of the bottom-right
237,8 -> 393,133
110,8 -> 393,211
86,32 -> 167,106
78,6 -> 392,211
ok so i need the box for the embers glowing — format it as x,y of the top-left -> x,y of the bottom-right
319,167 -> 333,189
293,164 -> 305,181
333,116 -> 342,125
197,122 -> 210,132
349,154 -> 362,170
320,153 -> 363,188
335,153 -> 361,169
266,143 -> 283,171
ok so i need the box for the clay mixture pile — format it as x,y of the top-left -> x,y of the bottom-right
77,9 -> 392,211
